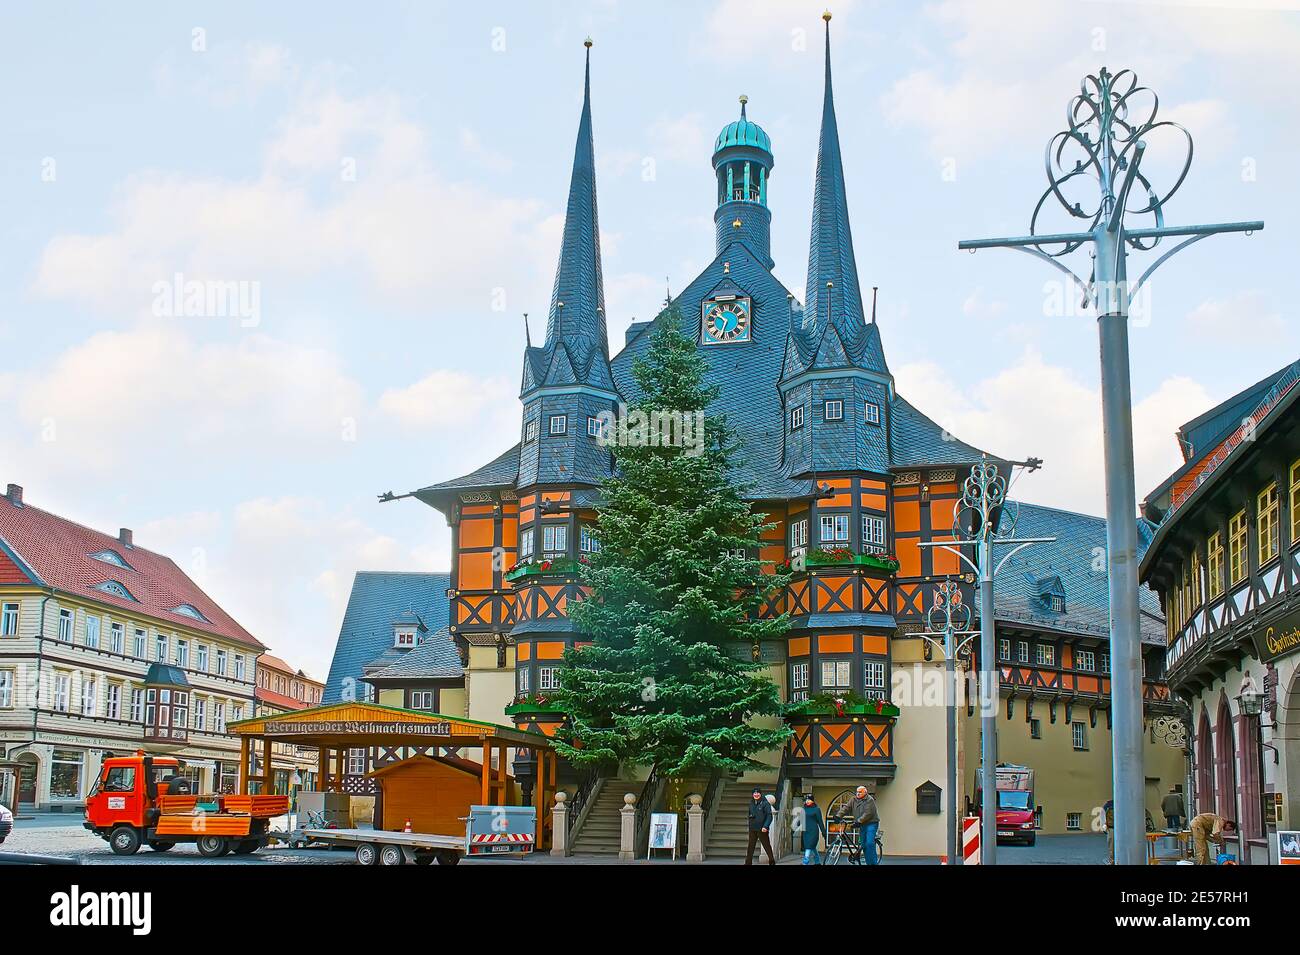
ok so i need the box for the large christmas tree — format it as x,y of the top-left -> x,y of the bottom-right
550,310 -> 790,778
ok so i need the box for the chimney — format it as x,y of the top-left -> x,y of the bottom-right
119,528 -> 133,548
5,484 -> 22,507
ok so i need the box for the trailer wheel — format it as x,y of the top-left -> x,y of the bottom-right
355,843 -> 379,866
379,844 -> 406,866
147,841 -> 175,852
436,850 -> 460,866
109,826 -> 142,856
413,852 -> 434,866
196,835 -> 231,858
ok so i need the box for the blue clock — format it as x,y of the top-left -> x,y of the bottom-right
702,296 -> 752,344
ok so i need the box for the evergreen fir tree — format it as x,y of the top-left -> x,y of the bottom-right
550,309 -> 790,778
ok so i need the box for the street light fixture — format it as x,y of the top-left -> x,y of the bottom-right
920,457 -> 1054,864
916,579 -> 979,865
958,67 -> 1262,865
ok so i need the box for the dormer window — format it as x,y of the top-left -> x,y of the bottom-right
90,549 -> 134,571
95,580 -> 138,602
1047,595 -> 1065,613
171,603 -> 210,623
394,628 -> 417,649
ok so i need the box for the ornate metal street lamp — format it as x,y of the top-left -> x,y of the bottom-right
916,579 -> 978,864
920,457 -> 1052,864
958,67 -> 1263,865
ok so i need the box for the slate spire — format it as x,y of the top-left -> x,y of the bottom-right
803,12 -> 880,371
544,39 -> 607,357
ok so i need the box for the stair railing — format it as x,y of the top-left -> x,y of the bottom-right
633,763 -> 664,854
567,765 -> 603,841
699,771 -> 725,849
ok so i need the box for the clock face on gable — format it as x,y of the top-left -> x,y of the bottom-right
701,296 -> 752,345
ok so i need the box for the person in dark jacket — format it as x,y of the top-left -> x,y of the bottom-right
801,794 -> 827,865
849,785 -> 880,865
1161,786 -> 1185,829
744,787 -> 775,865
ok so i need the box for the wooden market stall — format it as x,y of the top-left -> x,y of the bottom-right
228,701 -> 557,847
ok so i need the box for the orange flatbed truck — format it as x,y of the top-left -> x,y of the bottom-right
83,751 -> 289,857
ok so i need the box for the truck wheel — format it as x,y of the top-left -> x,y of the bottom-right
379,844 -> 406,866
232,840 -> 259,855
196,835 -> 230,858
147,841 -> 175,852
436,850 -> 460,866
413,852 -> 434,866
109,826 -> 142,856
1025,833 -> 1036,847
355,843 -> 378,866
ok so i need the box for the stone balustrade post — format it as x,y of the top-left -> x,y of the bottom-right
686,793 -> 705,862
551,791 -> 570,857
619,792 -> 637,861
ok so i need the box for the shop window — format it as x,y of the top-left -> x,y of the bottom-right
50,749 -> 85,800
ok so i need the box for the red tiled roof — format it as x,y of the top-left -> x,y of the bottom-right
255,686 -> 311,710
0,495 -> 264,650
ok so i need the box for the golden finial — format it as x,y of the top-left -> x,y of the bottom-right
584,37 -> 593,48
732,218 -> 743,229
739,94 -> 748,106
823,10 -> 832,22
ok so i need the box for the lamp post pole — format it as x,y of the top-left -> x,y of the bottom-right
957,67 -> 1262,864
920,457 -> 1052,864
917,579 -> 978,864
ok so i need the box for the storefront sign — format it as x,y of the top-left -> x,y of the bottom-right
1251,607 -> 1300,664
262,720 -> 452,737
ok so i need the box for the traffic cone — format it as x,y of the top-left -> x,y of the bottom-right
403,819 -> 412,833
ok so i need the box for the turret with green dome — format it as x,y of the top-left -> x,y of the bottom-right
712,95 -> 775,269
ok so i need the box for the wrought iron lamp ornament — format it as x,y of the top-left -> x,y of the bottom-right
959,65 -> 1262,866
917,579 -> 979,866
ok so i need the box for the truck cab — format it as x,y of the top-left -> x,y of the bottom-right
975,763 -> 1040,847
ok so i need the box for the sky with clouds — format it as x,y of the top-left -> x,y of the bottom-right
1,0 -> 1296,676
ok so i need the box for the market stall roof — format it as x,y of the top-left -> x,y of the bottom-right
227,700 -> 552,749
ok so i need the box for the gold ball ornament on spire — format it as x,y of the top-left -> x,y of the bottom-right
823,10 -> 832,22
584,37 -> 593,48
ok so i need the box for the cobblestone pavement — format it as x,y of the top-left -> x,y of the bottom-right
1,813 -> 1107,865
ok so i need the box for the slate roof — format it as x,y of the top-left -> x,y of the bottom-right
404,20 -> 999,511
1143,358 -> 1300,517
365,628 -> 463,683
144,663 -> 191,687
322,571 -> 451,703
0,490 -> 263,649
993,501 -> 1165,646
530,43 -> 613,394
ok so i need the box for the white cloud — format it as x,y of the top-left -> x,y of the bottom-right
379,370 -> 513,428
12,326 -> 365,474
895,349 -> 1211,515
1185,289 -> 1283,342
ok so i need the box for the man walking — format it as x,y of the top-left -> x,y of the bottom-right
849,785 -> 880,865
1190,812 -> 1236,865
1160,786 -> 1185,830
744,786 -> 775,865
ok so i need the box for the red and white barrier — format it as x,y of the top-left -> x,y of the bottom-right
962,816 -> 981,865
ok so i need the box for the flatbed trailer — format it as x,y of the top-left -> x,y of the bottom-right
304,804 -> 537,866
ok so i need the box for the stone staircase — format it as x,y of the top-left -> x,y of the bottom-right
570,782 -> 629,855
706,782 -> 765,858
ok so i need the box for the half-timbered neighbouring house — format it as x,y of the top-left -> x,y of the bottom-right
1141,359 -> 1300,865
380,21 -> 1181,856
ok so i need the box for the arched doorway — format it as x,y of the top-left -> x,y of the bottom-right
15,752 -> 38,807
1196,707 -> 1215,813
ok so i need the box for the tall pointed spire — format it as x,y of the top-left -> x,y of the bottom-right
544,38 -> 607,356
804,12 -> 872,365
